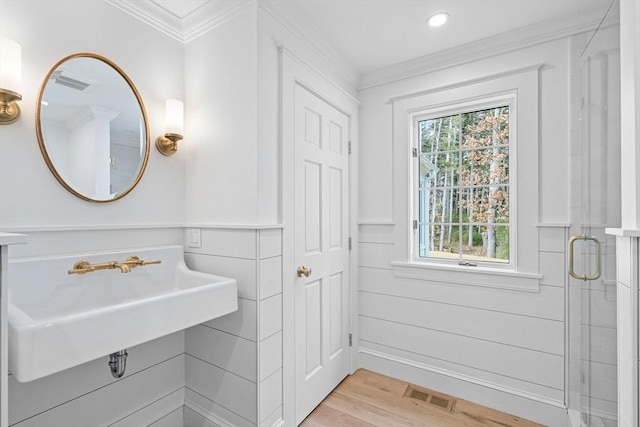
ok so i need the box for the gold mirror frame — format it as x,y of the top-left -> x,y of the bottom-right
36,52 -> 150,203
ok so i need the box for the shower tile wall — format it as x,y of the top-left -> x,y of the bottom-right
184,228 -> 283,427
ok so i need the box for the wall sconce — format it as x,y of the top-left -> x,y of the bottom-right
156,99 -> 183,156
0,37 -> 22,125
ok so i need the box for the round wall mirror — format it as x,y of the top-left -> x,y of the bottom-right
36,53 -> 150,202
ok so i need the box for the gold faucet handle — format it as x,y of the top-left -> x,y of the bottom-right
68,260 -> 94,275
126,256 -> 161,266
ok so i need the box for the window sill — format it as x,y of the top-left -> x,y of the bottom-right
391,261 -> 542,292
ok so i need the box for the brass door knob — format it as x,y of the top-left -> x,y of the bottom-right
297,266 -> 312,277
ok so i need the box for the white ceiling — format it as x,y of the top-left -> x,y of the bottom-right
117,0 -> 615,75
285,0 -> 614,74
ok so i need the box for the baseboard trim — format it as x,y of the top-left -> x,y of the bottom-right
359,347 -> 569,426
184,397 -> 236,427
184,397 -> 285,427
111,388 -> 185,427
359,347 -> 563,408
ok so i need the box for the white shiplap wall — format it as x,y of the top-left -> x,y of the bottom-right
6,228 -> 188,427
357,223 -> 568,426
8,333 -> 185,427
613,234 -> 639,427
184,227 -> 283,427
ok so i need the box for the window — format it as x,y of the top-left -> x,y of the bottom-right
391,68 -> 540,285
414,105 -> 511,265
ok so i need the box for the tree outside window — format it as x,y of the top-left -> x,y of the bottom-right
416,106 -> 510,263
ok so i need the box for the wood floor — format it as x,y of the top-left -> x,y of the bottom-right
300,369 -> 542,427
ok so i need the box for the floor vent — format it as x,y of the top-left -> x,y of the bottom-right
404,385 -> 456,413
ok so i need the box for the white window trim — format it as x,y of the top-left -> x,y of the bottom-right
391,66 -> 541,291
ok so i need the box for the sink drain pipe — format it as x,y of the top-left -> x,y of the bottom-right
108,350 -> 128,378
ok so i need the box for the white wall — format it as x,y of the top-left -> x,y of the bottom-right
0,0 -> 187,425
184,6 -> 260,226
615,2 -> 640,426
357,36 -> 579,426
181,4 -> 357,426
619,0 -> 640,231
0,0 -> 185,230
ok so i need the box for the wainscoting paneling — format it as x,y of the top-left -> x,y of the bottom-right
356,224 -> 568,426
148,407 -> 184,427
187,254 -> 258,300
202,298 -> 257,341
359,267 -> 564,320
184,227 -> 283,427
9,332 -> 184,425
183,406 -> 219,427
186,325 -> 257,382
12,355 -> 185,427
186,355 -> 257,424
111,390 -> 185,427
360,291 -> 564,355
360,315 -> 564,390
260,332 -> 282,382
259,369 -> 282,423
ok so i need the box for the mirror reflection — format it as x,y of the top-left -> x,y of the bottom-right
36,53 -> 149,202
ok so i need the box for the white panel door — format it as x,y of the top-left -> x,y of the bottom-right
294,84 -> 350,425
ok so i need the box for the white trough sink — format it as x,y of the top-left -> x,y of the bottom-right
8,245 -> 237,382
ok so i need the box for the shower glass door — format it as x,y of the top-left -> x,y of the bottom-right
568,2 -> 620,426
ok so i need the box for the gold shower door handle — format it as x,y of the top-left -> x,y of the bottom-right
297,266 -> 312,277
568,235 -> 602,281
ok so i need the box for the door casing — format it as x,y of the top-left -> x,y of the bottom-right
279,46 -> 360,426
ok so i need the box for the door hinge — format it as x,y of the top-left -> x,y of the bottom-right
413,219 -> 418,230
348,237 -> 352,250
349,333 -> 352,347
348,141 -> 352,155
412,147 -> 418,157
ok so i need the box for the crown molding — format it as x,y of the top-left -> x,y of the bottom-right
181,0 -> 257,42
105,0 -> 257,43
105,0 -> 360,92
359,12 -> 613,90
105,0 -> 183,41
259,0 -> 360,93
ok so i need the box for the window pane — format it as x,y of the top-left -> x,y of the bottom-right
458,184 -> 509,223
461,107 -> 509,149
419,224 -> 460,259
422,188 -> 461,224
461,225 -> 509,263
419,114 -> 461,154
430,151 -> 459,190
460,147 -> 509,186
416,104 -> 510,265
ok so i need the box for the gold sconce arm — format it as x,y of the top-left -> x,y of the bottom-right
155,133 -> 183,156
68,256 -> 161,275
0,88 -> 22,125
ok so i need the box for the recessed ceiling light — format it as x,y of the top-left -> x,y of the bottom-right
427,12 -> 449,28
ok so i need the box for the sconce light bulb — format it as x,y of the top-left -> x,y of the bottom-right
165,99 -> 184,135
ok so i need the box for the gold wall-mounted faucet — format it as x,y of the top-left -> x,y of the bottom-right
68,256 -> 161,275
